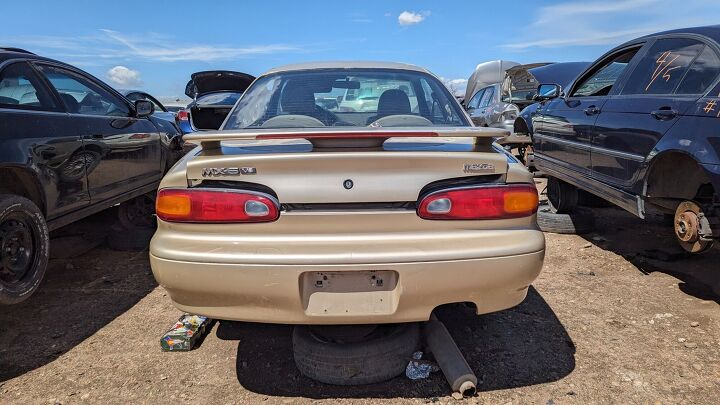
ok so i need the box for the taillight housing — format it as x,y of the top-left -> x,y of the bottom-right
176,110 -> 189,121
156,189 -> 280,223
417,184 -> 538,220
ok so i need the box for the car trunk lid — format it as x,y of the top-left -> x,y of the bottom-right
184,71 -> 256,98
183,127 -> 511,204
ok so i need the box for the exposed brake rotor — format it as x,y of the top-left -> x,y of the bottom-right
674,201 -> 714,253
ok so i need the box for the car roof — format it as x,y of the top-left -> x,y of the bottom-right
263,61 -> 431,75
613,25 -> 720,49
0,48 -> 66,65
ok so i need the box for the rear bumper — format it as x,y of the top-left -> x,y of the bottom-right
150,228 -> 545,324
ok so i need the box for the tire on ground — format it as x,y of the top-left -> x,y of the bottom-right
0,194 -> 50,305
292,323 -> 420,385
537,203 -> 595,234
547,176 -> 579,214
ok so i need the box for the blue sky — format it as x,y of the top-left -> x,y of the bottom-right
3,0 -> 720,100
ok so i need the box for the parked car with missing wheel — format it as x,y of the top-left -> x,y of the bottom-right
531,25 -> 720,253
149,61 -> 544,383
0,48 -> 184,304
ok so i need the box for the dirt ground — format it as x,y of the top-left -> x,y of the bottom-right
1,186 -> 719,404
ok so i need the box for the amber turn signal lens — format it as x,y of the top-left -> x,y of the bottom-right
156,193 -> 192,218
504,189 -> 539,214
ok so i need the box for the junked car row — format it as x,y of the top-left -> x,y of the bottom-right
1,24 -> 719,389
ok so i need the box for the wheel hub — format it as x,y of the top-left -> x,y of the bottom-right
674,201 -> 714,253
0,218 -> 34,282
675,211 -> 699,243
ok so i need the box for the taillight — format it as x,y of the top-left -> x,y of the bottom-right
176,110 -> 189,121
156,189 -> 280,223
417,184 -> 538,220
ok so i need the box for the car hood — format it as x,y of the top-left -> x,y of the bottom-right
184,71 -> 256,98
527,62 -> 591,89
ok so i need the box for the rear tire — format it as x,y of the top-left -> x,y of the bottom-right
292,323 -> 419,385
0,194 -> 49,305
537,203 -> 595,234
547,177 -> 578,214
117,194 -> 156,230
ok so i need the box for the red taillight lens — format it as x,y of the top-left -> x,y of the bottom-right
176,110 -> 189,121
156,189 -> 279,223
417,184 -> 538,220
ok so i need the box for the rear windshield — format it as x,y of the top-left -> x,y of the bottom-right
223,68 -> 469,129
196,91 -> 241,106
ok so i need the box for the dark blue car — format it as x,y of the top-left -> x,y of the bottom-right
531,25 -> 720,254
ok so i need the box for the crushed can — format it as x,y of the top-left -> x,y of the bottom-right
160,314 -> 213,352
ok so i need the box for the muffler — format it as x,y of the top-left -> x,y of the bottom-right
423,313 -> 477,397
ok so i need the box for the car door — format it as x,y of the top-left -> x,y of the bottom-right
592,37 -> 713,188
534,46 -> 643,176
0,60 -> 90,219
34,63 -> 162,203
476,86 -> 495,126
465,87 -> 485,125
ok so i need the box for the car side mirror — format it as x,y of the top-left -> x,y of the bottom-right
135,100 -> 154,117
535,83 -> 562,101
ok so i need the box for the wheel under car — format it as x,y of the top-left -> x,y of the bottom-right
537,177 -> 595,234
546,176 -> 579,214
292,323 -> 420,385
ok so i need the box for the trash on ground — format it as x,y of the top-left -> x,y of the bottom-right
405,351 -> 439,380
160,314 -> 212,352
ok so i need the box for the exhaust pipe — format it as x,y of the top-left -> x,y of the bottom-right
424,313 -> 477,397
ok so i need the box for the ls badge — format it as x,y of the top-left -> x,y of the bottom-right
201,167 -> 257,177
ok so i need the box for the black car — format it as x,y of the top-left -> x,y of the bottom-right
531,26 -> 720,253
0,48 -> 183,303
181,70 -> 255,131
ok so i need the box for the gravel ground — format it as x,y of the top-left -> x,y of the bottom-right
1,196 -> 719,404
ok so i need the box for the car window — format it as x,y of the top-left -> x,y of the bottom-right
479,86 -> 494,107
224,68 -> 468,129
0,62 -> 56,111
572,47 -> 640,97
466,89 -> 484,109
621,39 -> 705,95
37,65 -> 130,117
196,92 -> 241,106
676,45 -> 720,95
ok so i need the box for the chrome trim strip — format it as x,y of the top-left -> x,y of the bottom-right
534,133 -> 646,162
534,152 -> 644,218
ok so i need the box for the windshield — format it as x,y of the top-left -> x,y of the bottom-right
223,68 -> 469,129
196,91 -> 242,106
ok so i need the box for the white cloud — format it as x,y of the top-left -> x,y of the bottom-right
0,29 -> 304,63
502,0 -> 720,50
441,78 -> 468,96
106,66 -> 143,87
398,11 -> 429,26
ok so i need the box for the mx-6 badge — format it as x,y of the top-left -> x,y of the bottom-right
201,167 -> 257,177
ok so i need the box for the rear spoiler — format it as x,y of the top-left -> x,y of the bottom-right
184,127 -> 510,149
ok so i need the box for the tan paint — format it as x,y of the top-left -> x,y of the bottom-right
151,135 -> 544,324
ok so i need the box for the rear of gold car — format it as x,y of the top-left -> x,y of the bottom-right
150,128 -> 544,324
